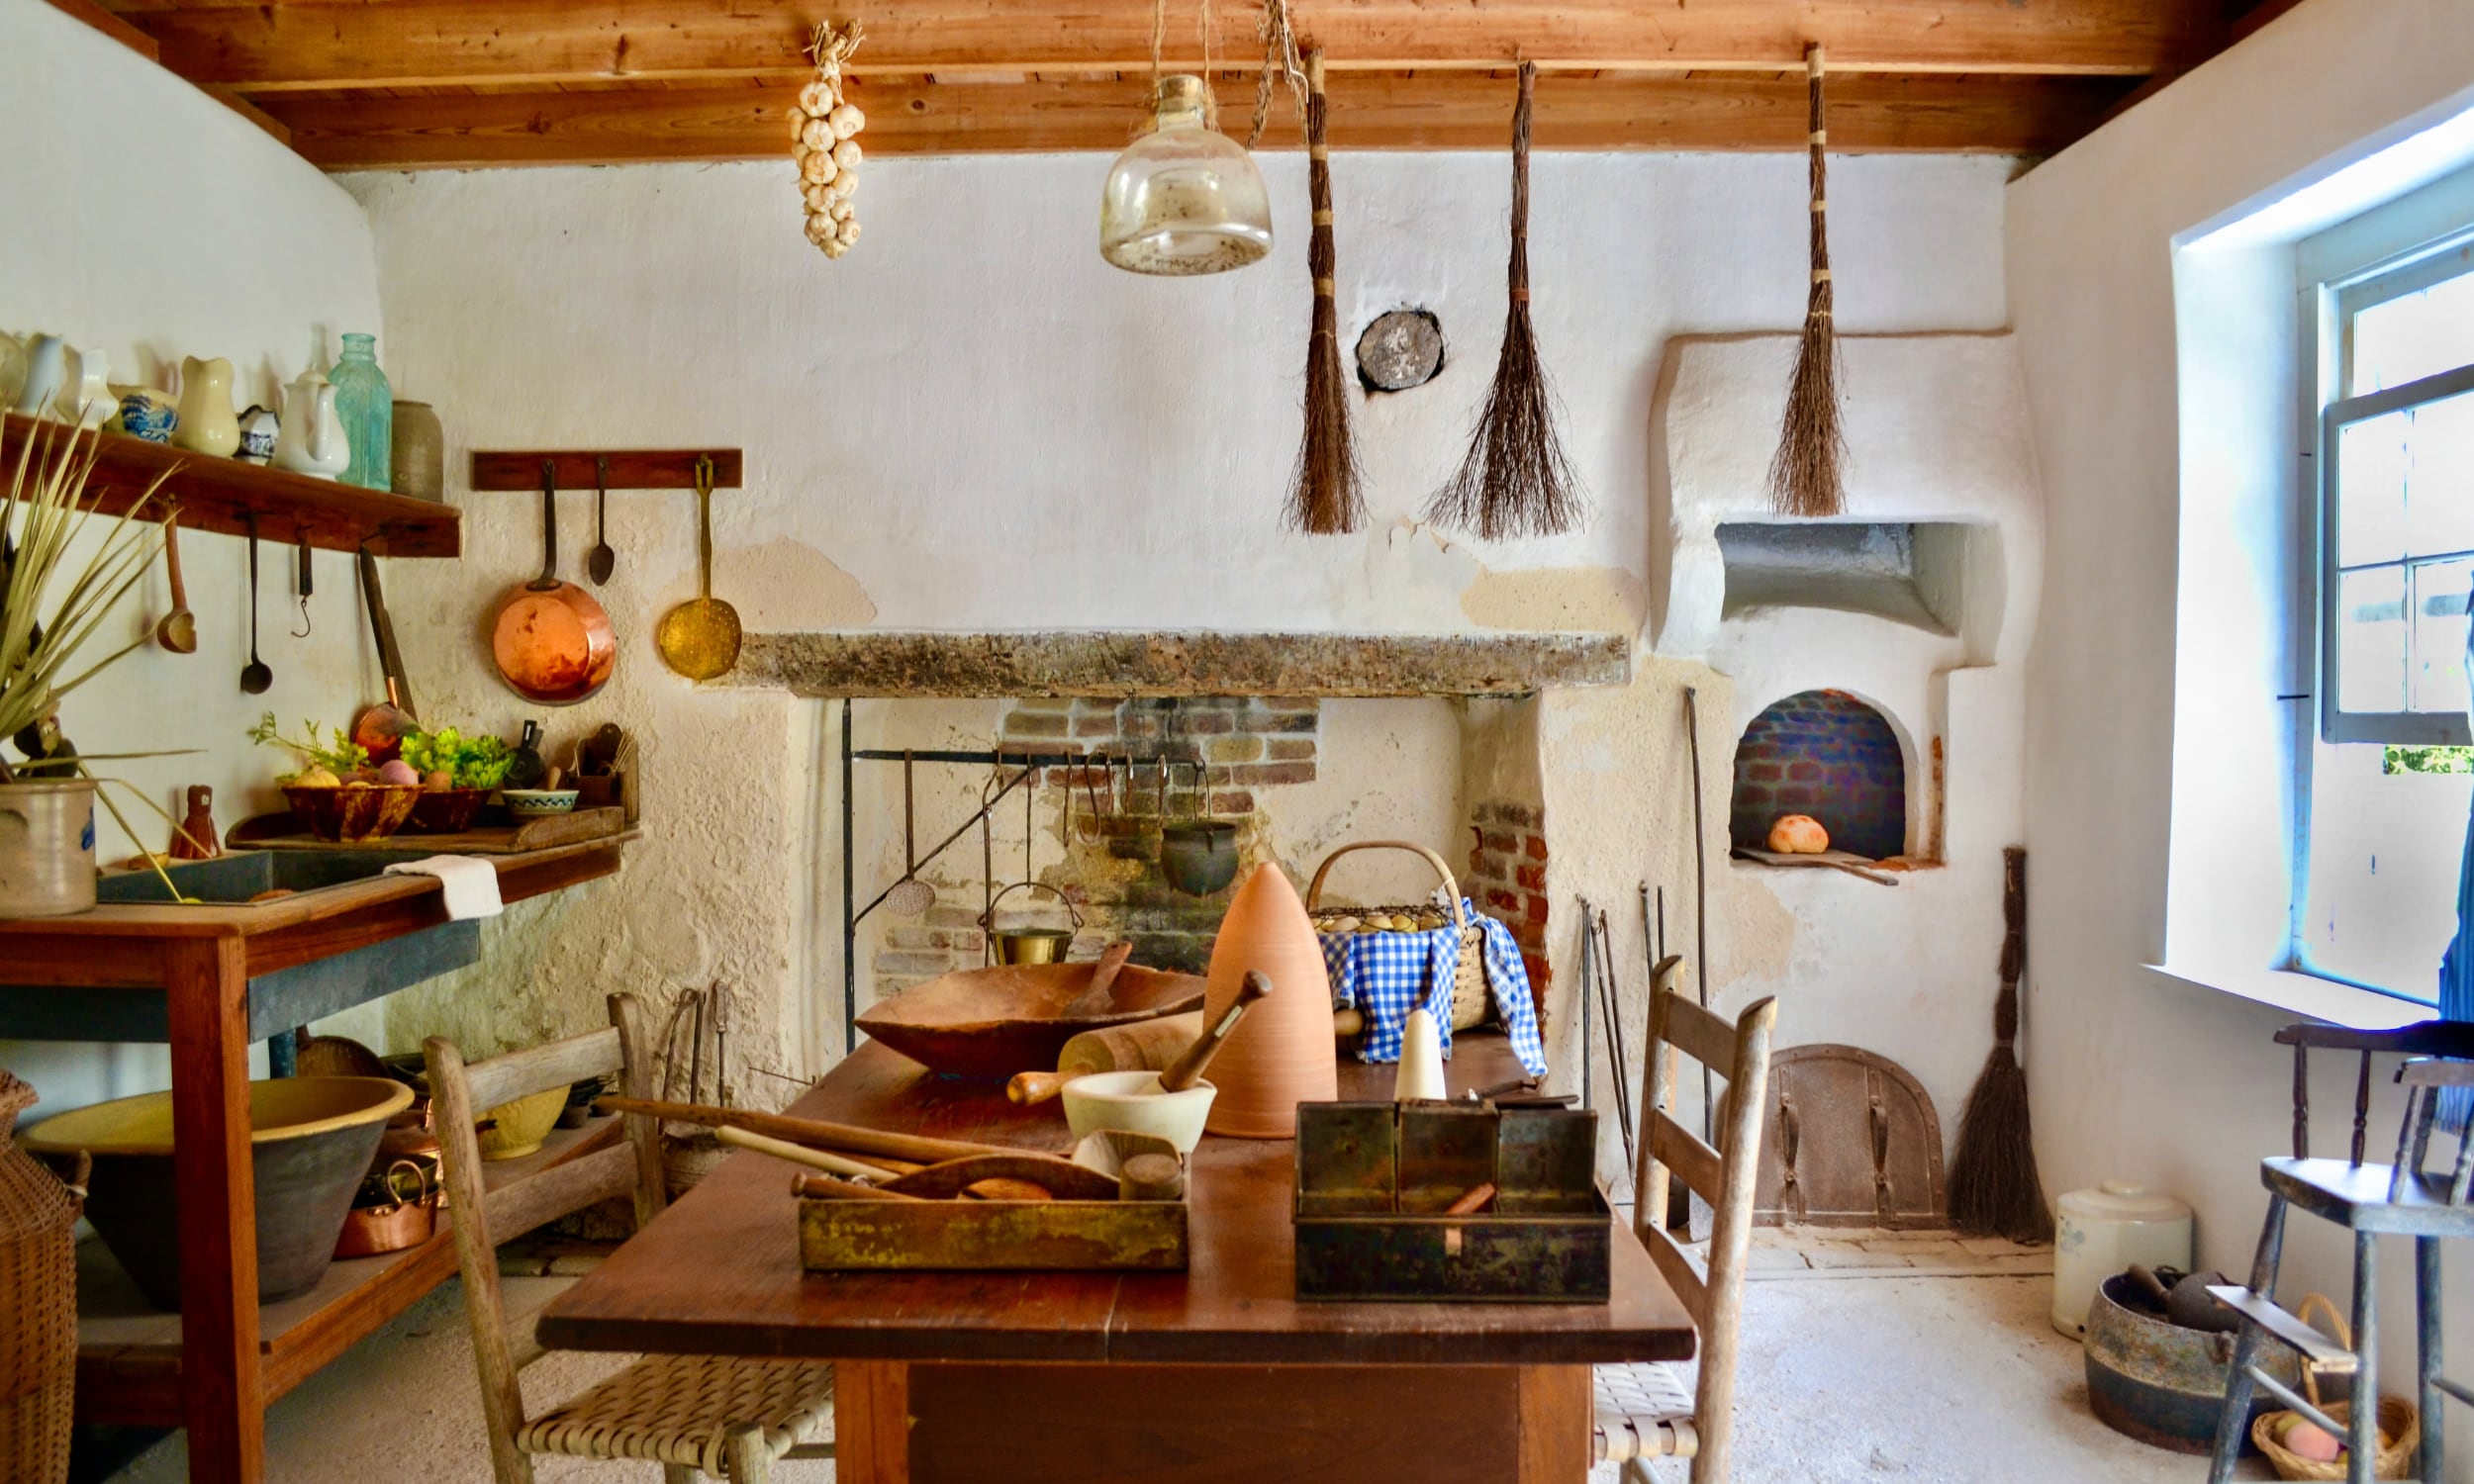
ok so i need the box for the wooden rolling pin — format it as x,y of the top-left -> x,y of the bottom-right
1010,1001 -> 1366,1104
715,1124 -> 902,1180
597,1096 -> 1031,1164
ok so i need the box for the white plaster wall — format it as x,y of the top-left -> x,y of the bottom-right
2010,0 -> 2474,1455
345,149 -> 2010,1095
0,0 -> 384,1112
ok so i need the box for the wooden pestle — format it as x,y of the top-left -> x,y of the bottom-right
1158,972 -> 1270,1092
716,1124 -> 902,1180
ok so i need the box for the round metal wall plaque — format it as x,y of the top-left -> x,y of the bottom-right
1356,309 -> 1445,393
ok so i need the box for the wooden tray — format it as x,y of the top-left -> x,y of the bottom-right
1293,1102 -> 1609,1303
855,962 -> 1205,1079
797,1132 -> 1189,1272
229,805 -> 624,855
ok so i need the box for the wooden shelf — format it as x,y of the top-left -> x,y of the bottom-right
2,413 -> 461,559
72,1118 -> 621,1427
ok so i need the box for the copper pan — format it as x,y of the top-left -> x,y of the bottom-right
493,461 -> 616,705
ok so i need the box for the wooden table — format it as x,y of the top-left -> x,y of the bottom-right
0,836 -> 629,1484
541,1035 -> 1694,1483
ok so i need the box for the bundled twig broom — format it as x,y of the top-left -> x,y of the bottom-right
1425,60 -> 1583,540
1766,44 -> 1846,518
1948,847 -> 2054,1243
1285,49 -> 1365,535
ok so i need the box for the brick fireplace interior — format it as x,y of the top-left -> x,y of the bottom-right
1728,689 -> 1910,862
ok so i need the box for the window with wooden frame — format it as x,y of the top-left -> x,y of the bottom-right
2319,232 -> 2474,746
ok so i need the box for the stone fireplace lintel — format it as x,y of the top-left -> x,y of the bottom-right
724,630 -> 1631,698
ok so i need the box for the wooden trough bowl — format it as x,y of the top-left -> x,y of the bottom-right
857,961 -> 1206,1079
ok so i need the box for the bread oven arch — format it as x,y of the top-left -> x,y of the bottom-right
1729,689 -> 1909,861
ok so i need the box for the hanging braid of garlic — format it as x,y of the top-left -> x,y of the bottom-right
791,21 -> 867,260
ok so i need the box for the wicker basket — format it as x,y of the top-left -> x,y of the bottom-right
1305,840 -> 1492,1031
0,1069 -> 84,1484
2251,1293 -> 2420,1481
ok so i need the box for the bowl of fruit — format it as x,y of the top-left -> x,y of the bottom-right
252,714 -> 424,843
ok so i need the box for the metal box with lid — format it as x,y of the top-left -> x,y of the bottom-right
1293,1101 -> 1609,1302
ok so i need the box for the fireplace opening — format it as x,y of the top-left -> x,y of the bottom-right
1729,690 -> 1907,861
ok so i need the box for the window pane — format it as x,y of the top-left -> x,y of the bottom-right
2353,259 -> 2474,395
2339,565 -> 2409,713
2413,557 -> 2474,714
2338,411 -> 2413,566
2410,389 -> 2474,556
2302,740 -> 2467,1003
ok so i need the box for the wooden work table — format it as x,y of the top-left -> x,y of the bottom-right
0,834 -> 631,1484
542,1034 -> 1693,1483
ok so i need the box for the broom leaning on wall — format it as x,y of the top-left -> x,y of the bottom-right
1947,847 -> 2054,1243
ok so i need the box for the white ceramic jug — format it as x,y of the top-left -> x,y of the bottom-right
10,334 -> 64,419
172,356 -> 239,457
55,345 -> 112,428
272,372 -> 348,480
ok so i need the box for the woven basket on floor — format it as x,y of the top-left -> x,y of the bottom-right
1305,840 -> 1492,1031
2250,1293 -> 2419,1481
1,1068 -> 84,1484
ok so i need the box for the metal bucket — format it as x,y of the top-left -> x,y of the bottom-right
0,779 -> 97,918
2085,1273 -> 2298,1453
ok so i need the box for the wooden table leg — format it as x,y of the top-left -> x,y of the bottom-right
1517,1364 -> 1591,1483
165,937 -> 264,1484
834,1359 -> 910,1484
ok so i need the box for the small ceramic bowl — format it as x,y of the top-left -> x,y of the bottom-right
476,1085 -> 567,1160
1060,1070 -> 1217,1154
501,788 -> 579,819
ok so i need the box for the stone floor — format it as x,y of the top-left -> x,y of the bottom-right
97,1247 -> 2261,1482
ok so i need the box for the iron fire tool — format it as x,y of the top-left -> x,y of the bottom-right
1577,901 -> 1635,1174
1675,687 -> 1717,1238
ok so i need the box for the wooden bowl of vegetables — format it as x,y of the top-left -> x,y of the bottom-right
282,782 -> 422,843
398,727 -> 516,834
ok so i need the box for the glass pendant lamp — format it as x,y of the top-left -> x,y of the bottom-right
1099,75 -> 1274,275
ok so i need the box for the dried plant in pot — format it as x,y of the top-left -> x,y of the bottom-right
0,420 -> 180,917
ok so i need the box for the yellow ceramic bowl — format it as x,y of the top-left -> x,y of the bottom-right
476,1086 -> 567,1160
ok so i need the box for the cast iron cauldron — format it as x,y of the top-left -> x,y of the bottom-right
2085,1272 -> 2300,1453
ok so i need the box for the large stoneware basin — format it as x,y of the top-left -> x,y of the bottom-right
22,1076 -> 411,1309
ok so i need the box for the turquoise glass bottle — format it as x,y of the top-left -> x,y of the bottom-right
330,332 -> 393,491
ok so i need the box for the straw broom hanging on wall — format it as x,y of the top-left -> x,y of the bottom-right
1286,48 -> 1365,534
1767,45 -> 1845,518
1425,61 -> 1584,541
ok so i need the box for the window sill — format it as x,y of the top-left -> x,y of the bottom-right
2143,961 -> 2431,1031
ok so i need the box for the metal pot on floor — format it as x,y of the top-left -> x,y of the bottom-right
2085,1273 -> 2299,1453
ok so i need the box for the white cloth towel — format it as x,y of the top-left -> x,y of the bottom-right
384,855 -> 504,919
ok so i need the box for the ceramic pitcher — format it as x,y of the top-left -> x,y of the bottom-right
55,345 -> 112,428
272,372 -> 348,480
10,334 -> 64,419
171,356 -> 238,457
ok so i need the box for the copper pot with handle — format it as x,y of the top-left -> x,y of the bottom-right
493,460 -> 615,705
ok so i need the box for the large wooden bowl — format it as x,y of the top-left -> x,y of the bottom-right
857,962 -> 1206,1078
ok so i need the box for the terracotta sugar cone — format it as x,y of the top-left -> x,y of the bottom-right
1200,864 -> 1338,1138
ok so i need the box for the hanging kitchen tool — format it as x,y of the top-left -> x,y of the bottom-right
492,460 -> 617,705
655,455 -> 741,681
885,750 -> 937,918
351,547 -> 419,764
1424,60 -> 1583,540
587,454 -> 616,586
980,881 -> 1085,967
1159,757 -> 1238,896
1770,44 -> 1846,518
153,506 -> 195,654
238,514 -> 272,695
290,538 -> 313,637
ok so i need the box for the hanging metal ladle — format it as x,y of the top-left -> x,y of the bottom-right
884,750 -> 937,918
654,455 -> 741,680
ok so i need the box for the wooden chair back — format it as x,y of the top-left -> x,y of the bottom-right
2273,1019 -> 2474,1164
1631,957 -> 1777,1482
427,992 -> 666,1484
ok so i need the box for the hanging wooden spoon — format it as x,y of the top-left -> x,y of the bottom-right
153,507 -> 196,653
654,455 -> 741,680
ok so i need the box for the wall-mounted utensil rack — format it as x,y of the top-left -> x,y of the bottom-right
468,449 -> 743,490
2,414 -> 462,557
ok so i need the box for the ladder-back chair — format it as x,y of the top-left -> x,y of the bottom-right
1592,955 -> 1778,1483
427,992 -> 835,1482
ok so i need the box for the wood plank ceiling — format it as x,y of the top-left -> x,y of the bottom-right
64,0 -> 2298,169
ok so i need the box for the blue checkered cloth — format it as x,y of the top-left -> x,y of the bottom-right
1323,901 -> 1547,1076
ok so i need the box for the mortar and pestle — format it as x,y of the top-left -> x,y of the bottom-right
1053,972 -> 1269,1153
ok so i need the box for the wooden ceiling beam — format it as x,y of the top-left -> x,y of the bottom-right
124,0 -> 2226,94
269,71 -> 2134,170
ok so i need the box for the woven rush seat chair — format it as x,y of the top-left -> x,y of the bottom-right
428,992 -> 834,1482
1592,956 -> 1777,1482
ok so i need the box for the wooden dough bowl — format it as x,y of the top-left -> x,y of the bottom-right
856,962 -> 1206,1079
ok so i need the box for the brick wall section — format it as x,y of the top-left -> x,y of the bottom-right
1465,799 -> 1551,1019
1729,689 -> 1906,860
870,697 -> 1321,995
